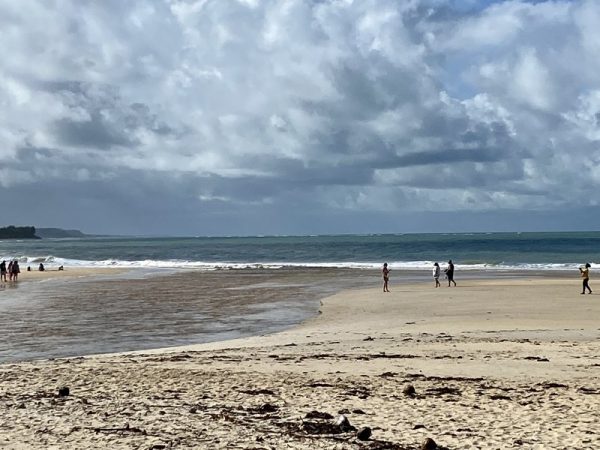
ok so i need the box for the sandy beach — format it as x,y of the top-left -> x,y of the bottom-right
1,276 -> 599,449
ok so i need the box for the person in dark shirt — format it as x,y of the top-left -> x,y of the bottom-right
445,260 -> 456,287
0,260 -> 6,282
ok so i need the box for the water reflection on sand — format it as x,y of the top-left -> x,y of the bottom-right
0,268 -> 380,362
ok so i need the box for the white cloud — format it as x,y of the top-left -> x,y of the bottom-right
0,0 -> 599,233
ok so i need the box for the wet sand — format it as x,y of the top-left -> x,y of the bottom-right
1,275 -> 599,449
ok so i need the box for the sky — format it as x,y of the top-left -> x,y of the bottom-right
0,0 -> 599,236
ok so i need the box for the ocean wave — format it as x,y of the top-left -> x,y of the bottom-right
0,255 -> 593,271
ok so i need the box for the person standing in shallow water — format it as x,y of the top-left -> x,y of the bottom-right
11,260 -> 20,281
445,260 -> 456,287
579,263 -> 592,294
382,263 -> 390,292
433,262 -> 441,288
0,260 -> 6,282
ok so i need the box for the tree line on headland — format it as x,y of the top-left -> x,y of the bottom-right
0,226 -> 88,239
0,226 -> 40,239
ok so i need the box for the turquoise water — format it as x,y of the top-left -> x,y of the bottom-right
1,232 -> 599,270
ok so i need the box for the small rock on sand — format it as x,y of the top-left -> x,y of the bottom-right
356,426 -> 372,440
421,437 -> 437,450
57,387 -> 70,397
403,384 -> 416,397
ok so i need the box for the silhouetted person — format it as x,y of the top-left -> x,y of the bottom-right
580,263 -> 592,294
11,260 -> 20,281
445,260 -> 456,287
8,261 -> 13,281
0,260 -> 6,282
382,263 -> 390,292
39,263 -> 45,272
58,265 -> 64,271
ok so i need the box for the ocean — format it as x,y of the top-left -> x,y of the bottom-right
1,232 -> 598,362
1,231 -> 599,270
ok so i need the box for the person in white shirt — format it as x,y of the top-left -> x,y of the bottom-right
433,262 -> 441,288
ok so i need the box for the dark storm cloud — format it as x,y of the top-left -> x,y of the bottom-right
53,113 -> 135,149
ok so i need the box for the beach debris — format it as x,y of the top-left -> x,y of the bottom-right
523,356 -> 550,362
302,421 -> 343,435
402,384 -> 416,397
539,382 -> 568,389
305,410 -> 334,420
352,408 -> 366,414
307,382 -> 334,388
356,426 -> 372,440
379,371 -> 397,378
578,387 -> 600,394
338,408 -> 351,414
299,414 -> 357,435
413,424 -> 426,430
168,353 -> 192,361
90,423 -> 146,435
189,407 -> 198,414
345,386 -> 371,399
421,437 -> 438,450
240,388 -> 276,396
363,336 -> 375,341
247,403 -> 279,414
425,386 -> 461,396
57,386 -> 70,397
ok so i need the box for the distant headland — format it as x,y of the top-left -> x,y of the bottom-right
0,226 -> 40,239
0,226 -> 89,239
35,228 -> 88,238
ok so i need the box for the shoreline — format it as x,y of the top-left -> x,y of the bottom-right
1,275 -> 599,448
0,268 -> 589,363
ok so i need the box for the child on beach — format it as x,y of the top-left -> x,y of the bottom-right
382,263 -> 390,292
433,262 -> 441,288
579,263 -> 592,294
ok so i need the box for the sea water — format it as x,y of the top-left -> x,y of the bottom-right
1,232 -> 598,362
1,231 -> 599,270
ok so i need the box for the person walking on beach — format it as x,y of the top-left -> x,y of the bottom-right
7,260 -> 13,281
0,260 -> 6,282
433,262 -> 441,288
382,263 -> 390,292
579,263 -> 592,294
445,260 -> 456,287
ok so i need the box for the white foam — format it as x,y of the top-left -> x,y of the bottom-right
0,255 -> 592,272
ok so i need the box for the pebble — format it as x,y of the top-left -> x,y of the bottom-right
356,426 -> 372,441
57,387 -> 70,397
421,437 -> 437,450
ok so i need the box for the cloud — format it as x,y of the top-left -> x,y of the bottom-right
0,0 -> 598,234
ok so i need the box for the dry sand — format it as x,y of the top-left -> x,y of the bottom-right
0,277 -> 599,449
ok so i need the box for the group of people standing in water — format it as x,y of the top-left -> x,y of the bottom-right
0,260 -> 21,282
382,260 -> 457,293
